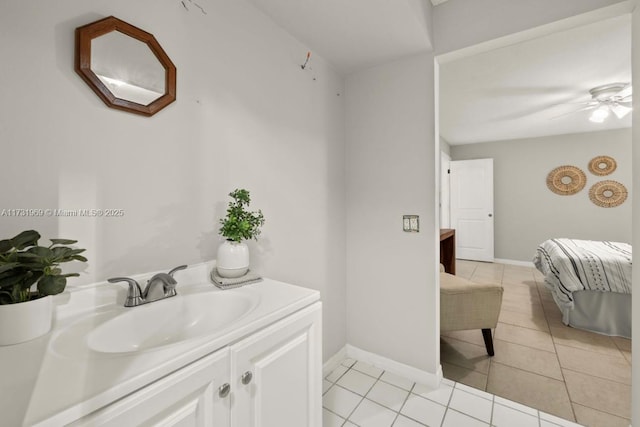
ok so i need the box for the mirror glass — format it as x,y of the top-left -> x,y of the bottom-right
91,31 -> 165,106
75,16 -> 176,117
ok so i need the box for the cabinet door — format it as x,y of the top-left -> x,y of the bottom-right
70,348 -> 231,427
230,302 -> 322,427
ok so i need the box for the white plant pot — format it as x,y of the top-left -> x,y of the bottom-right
217,240 -> 250,278
0,295 -> 53,346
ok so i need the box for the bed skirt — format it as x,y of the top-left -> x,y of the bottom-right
559,290 -> 631,338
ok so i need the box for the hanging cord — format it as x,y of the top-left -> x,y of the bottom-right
181,0 -> 207,14
301,52 -> 311,70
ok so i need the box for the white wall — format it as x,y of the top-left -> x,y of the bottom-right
631,1 -> 639,423
0,0 -> 346,361
440,137 -> 451,156
345,53 -> 438,373
451,129 -> 632,261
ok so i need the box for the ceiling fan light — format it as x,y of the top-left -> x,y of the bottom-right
610,103 -> 632,119
589,106 -> 610,123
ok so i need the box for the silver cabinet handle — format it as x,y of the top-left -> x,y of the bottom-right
218,383 -> 230,398
241,371 -> 253,385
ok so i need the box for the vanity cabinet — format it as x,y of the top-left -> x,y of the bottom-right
69,302 -> 322,427
230,302 -> 322,427
69,348 -> 231,426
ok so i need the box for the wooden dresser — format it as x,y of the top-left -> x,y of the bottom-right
440,228 -> 456,275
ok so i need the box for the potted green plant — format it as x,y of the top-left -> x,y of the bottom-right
0,230 -> 87,345
217,189 -> 265,278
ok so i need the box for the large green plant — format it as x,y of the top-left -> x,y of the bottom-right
0,230 -> 87,304
219,189 -> 265,243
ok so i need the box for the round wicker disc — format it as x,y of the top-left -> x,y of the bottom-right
546,165 -> 586,195
589,180 -> 627,208
588,156 -> 617,176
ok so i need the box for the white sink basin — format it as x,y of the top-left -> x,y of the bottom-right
51,289 -> 259,357
87,291 -> 258,353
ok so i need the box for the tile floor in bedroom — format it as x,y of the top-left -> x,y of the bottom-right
440,260 -> 632,427
322,357 -> 582,427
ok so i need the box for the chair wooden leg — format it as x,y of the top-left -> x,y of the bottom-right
482,328 -> 495,356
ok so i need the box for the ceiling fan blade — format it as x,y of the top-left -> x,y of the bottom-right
616,84 -> 632,99
550,105 -> 597,120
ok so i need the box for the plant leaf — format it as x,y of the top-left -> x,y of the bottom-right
51,247 -> 72,261
22,271 -> 43,288
49,239 -> 78,245
10,230 -> 40,250
0,291 -> 13,305
0,239 -> 13,253
71,255 -> 88,262
0,263 -> 20,274
37,275 -> 66,296
15,252 -> 43,260
11,286 -> 30,303
26,246 -> 53,259
0,272 -> 31,288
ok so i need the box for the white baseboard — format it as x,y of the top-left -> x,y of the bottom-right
325,344 -> 443,389
494,258 -> 534,268
323,345 -> 347,377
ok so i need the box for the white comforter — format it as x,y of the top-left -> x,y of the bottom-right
533,238 -> 632,309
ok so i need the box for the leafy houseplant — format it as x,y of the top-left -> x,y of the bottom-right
219,189 -> 265,243
217,189 -> 264,278
0,230 -> 87,305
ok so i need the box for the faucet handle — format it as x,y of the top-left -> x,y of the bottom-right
168,265 -> 188,277
108,277 -> 143,307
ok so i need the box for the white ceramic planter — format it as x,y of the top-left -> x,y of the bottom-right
217,240 -> 250,278
0,295 -> 53,346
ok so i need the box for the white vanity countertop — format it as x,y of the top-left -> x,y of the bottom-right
0,262 -> 320,427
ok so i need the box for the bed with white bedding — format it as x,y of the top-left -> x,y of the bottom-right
533,238 -> 632,338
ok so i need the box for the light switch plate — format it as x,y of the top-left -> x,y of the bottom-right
403,215 -> 419,232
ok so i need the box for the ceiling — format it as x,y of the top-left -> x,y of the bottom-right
244,1 -> 630,144
244,0 -> 433,74
440,14 -> 632,145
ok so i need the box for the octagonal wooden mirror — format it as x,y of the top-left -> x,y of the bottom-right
75,16 -> 176,117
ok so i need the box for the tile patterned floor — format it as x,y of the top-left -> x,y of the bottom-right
441,260 -> 632,427
322,358 -> 583,427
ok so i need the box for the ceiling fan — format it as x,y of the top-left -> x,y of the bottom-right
553,83 -> 632,122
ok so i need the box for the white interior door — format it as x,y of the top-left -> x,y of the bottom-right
440,151 -> 451,228
450,159 -> 494,262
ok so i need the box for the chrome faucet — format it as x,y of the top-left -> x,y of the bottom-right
108,265 -> 188,307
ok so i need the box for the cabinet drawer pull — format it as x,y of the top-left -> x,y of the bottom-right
241,371 -> 253,385
218,383 -> 231,398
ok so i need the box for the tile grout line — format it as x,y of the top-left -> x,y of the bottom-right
489,390 -> 496,427
492,333 -> 557,355
534,268 -> 579,425
559,366 -> 633,387
390,382 -> 418,427
342,367 -> 385,426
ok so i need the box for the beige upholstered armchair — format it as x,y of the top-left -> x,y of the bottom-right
439,265 -> 503,356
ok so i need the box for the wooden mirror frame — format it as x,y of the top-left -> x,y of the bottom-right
75,16 -> 177,117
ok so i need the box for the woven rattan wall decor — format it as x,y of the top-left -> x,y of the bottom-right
589,180 -> 627,207
588,156 -> 617,176
546,165 -> 587,195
